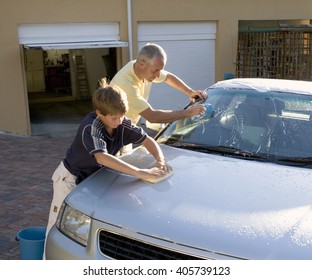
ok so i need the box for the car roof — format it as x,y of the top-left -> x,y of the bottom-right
209,78 -> 312,96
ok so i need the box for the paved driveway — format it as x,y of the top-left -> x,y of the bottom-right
0,133 -> 73,259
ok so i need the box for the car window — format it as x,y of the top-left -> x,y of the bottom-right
157,87 -> 312,163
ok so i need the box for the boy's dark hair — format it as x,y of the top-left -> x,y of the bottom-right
93,78 -> 128,115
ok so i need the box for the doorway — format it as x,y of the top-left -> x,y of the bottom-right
18,22 -> 128,135
24,47 -> 118,136
26,49 -> 72,103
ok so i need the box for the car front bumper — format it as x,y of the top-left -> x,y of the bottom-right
45,225 -> 110,260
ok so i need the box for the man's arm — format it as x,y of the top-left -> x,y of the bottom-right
165,72 -> 207,101
140,103 -> 205,123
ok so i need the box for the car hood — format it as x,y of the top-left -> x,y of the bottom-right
66,145 -> 312,259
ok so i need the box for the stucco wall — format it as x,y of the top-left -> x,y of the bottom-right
1,0 -> 312,135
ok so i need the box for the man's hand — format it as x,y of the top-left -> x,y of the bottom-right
187,103 -> 207,118
189,90 -> 208,102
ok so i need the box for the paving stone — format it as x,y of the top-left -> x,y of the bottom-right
0,133 -> 73,259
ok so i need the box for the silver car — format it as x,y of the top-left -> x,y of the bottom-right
46,78 -> 312,260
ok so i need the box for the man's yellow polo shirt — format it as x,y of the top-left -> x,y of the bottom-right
110,60 -> 168,125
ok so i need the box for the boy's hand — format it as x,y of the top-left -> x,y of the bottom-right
137,167 -> 166,181
137,159 -> 173,181
139,166 -> 173,184
155,161 -> 172,173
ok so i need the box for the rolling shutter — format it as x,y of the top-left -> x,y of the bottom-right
18,23 -> 128,50
138,22 -> 216,111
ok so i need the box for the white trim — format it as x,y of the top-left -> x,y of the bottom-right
23,41 -> 128,50
18,23 -> 128,50
127,0 -> 133,60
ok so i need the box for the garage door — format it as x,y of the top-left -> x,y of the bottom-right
18,23 -> 128,109
18,23 -> 128,49
138,22 -> 216,111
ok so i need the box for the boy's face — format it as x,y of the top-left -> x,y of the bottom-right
96,110 -> 124,129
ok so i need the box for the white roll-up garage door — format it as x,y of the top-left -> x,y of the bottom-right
18,23 -> 128,49
138,22 -> 216,111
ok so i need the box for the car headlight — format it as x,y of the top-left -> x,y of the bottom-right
56,203 -> 91,247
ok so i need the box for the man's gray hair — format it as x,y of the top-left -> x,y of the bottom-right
137,43 -> 167,64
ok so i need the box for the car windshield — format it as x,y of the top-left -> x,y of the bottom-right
157,86 -> 312,167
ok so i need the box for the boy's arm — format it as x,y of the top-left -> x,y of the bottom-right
93,150 -> 165,180
141,136 -> 172,173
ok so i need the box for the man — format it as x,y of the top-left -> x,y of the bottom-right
110,43 -> 207,126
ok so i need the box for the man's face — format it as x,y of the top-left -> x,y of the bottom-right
141,56 -> 165,82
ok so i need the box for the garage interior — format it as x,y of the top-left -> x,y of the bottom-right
26,47 -> 117,136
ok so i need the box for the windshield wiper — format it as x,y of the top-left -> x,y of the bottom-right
274,157 -> 312,166
170,143 -> 266,160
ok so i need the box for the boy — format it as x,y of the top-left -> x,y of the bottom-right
45,80 -> 171,245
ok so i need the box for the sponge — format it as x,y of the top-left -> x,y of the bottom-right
143,170 -> 174,184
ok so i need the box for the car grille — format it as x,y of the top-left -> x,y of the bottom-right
99,230 -> 203,260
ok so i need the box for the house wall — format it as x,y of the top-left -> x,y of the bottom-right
1,0 -> 312,135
